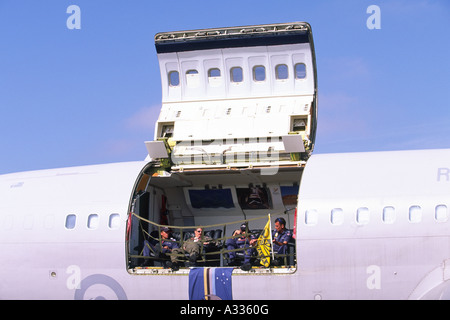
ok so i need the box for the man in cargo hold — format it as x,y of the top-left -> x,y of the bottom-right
271,217 -> 292,265
141,227 -> 179,267
169,227 -> 214,270
226,223 -> 257,269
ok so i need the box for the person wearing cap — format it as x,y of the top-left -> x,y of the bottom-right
225,223 -> 257,268
272,217 -> 292,265
157,227 -> 179,255
141,227 -> 179,267
170,227 -> 215,269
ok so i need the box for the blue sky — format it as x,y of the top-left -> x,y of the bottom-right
0,0 -> 449,175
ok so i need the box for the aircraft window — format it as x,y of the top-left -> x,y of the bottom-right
208,68 -> 221,78
275,64 -> 289,80
87,214 -> 99,230
305,209 -> 318,226
168,71 -> 180,86
253,65 -> 266,82
409,206 -> 422,223
208,68 -> 222,86
382,206 -> 396,224
295,63 -> 307,79
230,67 -> 243,83
65,214 -> 76,230
435,205 -> 448,223
186,69 -> 199,87
356,207 -> 370,225
331,208 -> 344,225
109,213 -> 121,229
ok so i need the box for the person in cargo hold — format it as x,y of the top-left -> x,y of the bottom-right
271,217 -> 292,265
141,227 -> 179,267
169,228 -> 214,270
226,223 -> 257,270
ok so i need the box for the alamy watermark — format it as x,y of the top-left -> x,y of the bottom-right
66,5 -> 380,31
367,5 -> 381,30
170,138 -> 285,176
66,5 -> 81,30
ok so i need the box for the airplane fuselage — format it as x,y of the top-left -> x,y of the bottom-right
1,22 -> 449,300
1,149 -> 450,299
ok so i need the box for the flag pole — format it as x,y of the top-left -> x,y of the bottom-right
269,213 -> 274,261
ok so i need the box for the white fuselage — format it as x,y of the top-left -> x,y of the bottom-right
1,149 -> 450,300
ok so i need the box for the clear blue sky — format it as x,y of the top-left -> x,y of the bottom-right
0,0 -> 449,175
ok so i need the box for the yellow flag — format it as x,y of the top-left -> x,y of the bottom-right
256,216 -> 272,267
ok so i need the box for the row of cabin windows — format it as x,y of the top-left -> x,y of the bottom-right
168,63 -> 307,87
65,213 -> 121,230
305,205 -> 449,226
